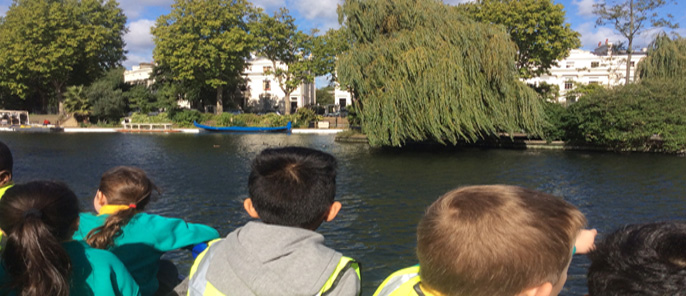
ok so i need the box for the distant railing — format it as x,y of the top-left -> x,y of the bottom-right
121,122 -> 174,130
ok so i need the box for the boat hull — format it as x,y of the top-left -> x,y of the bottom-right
193,121 -> 292,133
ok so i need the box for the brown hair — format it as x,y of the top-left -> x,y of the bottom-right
0,181 -> 81,296
417,185 -> 586,296
86,166 -> 159,249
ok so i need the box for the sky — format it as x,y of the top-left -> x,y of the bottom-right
1,0 -> 685,85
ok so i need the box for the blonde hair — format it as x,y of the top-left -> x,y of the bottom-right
417,185 -> 586,296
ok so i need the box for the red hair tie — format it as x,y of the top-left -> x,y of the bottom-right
129,203 -> 137,209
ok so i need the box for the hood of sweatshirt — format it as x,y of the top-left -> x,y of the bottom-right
205,221 -> 342,295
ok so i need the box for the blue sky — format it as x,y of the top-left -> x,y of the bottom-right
1,0 -> 684,77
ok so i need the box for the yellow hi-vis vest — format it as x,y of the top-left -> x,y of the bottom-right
372,266 -> 428,296
187,239 -> 361,296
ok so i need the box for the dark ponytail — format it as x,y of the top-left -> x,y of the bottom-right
0,181 -> 80,296
86,166 -> 158,249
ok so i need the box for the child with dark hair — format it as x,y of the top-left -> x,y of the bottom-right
187,146 -> 361,296
374,185 -> 594,296
587,221 -> 686,296
0,140 -> 14,250
0,181 -> 140,295
73,166 -> 220,296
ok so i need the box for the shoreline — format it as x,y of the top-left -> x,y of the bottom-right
1,127 -> 345,134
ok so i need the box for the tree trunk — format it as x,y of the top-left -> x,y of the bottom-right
216,85 -> 224,114
284,91 -> 292,115
53,80 -> 65,115
626,0 -> 634,85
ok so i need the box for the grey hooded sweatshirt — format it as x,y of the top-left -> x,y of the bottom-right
188,221 -> 360,296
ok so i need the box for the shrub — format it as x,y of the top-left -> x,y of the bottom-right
169,109 -> 202,127
565,78 -> 686,152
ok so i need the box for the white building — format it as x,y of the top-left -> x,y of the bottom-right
242,56 -> 315,113
123,63 -> 155,86
123,58 -> 316,113
525,41 -> 647,103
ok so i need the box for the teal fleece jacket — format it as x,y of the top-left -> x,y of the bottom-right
73,212 -> 220,296
0,240 -> 141,296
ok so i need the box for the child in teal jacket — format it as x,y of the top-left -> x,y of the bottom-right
73,166 -> 219,296
1,181 -> 140,296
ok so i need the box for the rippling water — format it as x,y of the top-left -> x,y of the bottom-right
3,132 -> 685,295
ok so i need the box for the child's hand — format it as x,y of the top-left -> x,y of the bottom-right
574,229 -> 597,254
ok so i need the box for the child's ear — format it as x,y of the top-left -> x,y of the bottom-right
93,190 -> 108,213
0,170 -> 11,186
324,201 -> 342,222
243,198 -> 260,218
517,282 -> 553,296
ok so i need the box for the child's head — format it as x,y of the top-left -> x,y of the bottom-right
0,181 -> 80,296
0,140 -> 13,187
416,185 -> 586,296
87,166 -> 159,249
587,221 -> 686,295
245,147 -> 339,230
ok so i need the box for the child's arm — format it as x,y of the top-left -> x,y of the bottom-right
574,229 -> 597,254
143,213 -> 220,252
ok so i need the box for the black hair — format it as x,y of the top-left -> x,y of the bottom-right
0,140 -> 13,175
0,181 -> 81,296
248,146 -> 337,229
587,221 -> 686,296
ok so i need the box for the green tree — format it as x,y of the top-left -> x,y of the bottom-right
636,33 -> 686,80
338,0 -> 545,147
594,0 -> 679,85
459,0 -> 581,78
253,8 -> 314,115
312,28 -> 350,83
64,85 -> 91,122
0,0 -> 127,114
86,68 -> 127,123
126,85 -> 157,114
152,0 -> 256,114
316,86 -> 335,106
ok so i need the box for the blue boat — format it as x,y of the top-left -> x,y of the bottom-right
193,121 -> 292,133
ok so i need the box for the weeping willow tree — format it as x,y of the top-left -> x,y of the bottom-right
337,0 -> 545,147
636,33 -> 686,80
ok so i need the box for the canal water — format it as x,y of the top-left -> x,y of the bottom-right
2,132 -> 685,295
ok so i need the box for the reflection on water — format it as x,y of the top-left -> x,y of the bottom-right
3,133 -> 686,295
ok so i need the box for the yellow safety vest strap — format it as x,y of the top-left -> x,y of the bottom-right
187,239 -> 223,296
373,266 -> 421,296
318,256 -> 361,296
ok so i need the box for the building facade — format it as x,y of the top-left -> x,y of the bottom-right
123,58 -> 315,113
242,56 -> 315,113
525,42 -> 646,103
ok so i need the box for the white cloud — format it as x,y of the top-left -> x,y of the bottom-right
575,21 -> 668,51
251,0 -> 286,10
118,0 -> 173,20
123,19 -> 155,69
123,54 -> 153,70
124,19 -> 155,53
572,0 -> 596,17
442,0 -> 475,5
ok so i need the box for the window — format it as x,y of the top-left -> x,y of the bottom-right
591,61 -> 599,68
589,81 -> 599,85
263,80 -> 271,91
566,62 -> 575,68
564,80 -> 574,90
263,66 -> 273,73
630,61 -> 635,67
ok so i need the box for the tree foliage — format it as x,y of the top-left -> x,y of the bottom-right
636,33 -> 686,80
312,28 -> 350,83
152,0 -> 256,114
0,0 -> 127,114
594,0 -> 679,85
565,78 -> 686,152
316,86 -> 335,106
458,0 -> 581,78
86,68 -> 127,122
253,8 -> 314,115
337,0 -> 545,147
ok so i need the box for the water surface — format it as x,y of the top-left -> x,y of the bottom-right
3,132 -> 685,295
